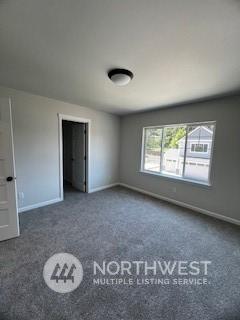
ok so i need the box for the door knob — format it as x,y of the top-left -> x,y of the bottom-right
6,176 -> 13,182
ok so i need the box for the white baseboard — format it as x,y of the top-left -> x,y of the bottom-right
18,183 -> 120,212
89,182 -> 120,193
18,183 -> 240,226
119,183 -> 240,226
18,198 -> 62,213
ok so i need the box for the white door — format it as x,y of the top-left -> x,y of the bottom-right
72,123 -> 86,192
0,98 -> 19,241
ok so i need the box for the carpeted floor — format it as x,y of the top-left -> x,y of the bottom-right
0,186 -> 239,320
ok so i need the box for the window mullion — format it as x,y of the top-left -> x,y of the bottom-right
182,126 -> 188,178
159,127 -> 164,173
141,129 -> 144,170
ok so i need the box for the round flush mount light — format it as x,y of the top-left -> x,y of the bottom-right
108,68 -> 133,86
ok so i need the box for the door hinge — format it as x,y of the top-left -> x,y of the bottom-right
84,155 -> 87,160
84,129 -> 87,134
84,181 -> 86,186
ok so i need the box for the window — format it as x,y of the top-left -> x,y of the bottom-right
141,122 -> 215,184
190,143 -> 208,153
143,127 -> 163,172
161,126 -> 186,177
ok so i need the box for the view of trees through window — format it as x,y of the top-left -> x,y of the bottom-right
162,126 -> 186,176
142,122 -> 215,183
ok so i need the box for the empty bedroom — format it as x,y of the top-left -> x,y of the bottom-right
0,1 -> 239,319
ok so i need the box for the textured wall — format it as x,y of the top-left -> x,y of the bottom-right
120,95 -> 240,221
0,86 -> 120,210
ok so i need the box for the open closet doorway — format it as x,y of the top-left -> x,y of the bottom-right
59,114 -> 90,199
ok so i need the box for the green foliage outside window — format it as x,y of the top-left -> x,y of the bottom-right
146,127 -> 186,150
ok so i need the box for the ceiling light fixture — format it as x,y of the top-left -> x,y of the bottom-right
108,68 -> 133,86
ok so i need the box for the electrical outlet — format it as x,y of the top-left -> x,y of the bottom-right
172,187 -> 177,193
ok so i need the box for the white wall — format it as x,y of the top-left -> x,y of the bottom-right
1,84 -> 239,224
0,86 -> 120,210
120,95 -> 240,223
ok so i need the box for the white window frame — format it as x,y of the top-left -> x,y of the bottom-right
140,121 -> 216,186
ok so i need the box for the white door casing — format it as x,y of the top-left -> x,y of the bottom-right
72,123 -> 86,192
0,98 -> 19,241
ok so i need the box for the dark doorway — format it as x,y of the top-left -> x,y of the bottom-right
62,120 -> 87,193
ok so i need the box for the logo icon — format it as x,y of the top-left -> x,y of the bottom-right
43,253 -> 83,293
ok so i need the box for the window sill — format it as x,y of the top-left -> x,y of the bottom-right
139,170 -> 212,188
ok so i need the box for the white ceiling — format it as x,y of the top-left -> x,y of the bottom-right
0,0 -> 240,114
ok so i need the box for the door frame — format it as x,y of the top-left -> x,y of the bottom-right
58,114 -> 91,200
0,97 -> 19,240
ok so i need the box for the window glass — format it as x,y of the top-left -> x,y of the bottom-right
184,125 -> 214,182
161,126 -> 186,177
143,127 -> 162,173
142,122 -> 215,184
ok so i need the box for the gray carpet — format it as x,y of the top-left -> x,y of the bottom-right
0,186 -> 239,320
